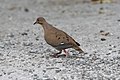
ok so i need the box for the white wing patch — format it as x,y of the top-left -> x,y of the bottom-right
60,42 -> 64,45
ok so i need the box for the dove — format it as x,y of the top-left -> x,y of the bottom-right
34,17 -> 84,57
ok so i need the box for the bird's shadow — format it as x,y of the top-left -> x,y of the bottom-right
49,54 -> 85,58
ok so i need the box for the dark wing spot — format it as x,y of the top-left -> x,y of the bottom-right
66,36 -> 69,41
66,38 -> 69,41
58,37 -> 60,40
66,36 -> 69,39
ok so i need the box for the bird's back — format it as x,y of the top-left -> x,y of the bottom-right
43,24 -> 81,50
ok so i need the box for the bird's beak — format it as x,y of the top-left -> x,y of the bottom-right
33,21 -> 37,25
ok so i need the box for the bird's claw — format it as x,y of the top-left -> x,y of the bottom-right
50,53 -> 67,58
50,53 -> 59,58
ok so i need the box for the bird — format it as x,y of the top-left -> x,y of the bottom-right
34,17 -> 84,57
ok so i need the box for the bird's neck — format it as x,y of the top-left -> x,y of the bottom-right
41,22 -> 52,31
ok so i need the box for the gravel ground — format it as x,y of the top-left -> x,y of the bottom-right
0,0 -> 120,80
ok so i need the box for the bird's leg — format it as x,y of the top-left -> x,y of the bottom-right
63,49 -> 69,57
51,50 -> 62,58
55,50 -> 62,55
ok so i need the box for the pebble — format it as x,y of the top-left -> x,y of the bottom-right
0,43 -> 4,48
117,37 -> 119,39
106,53 -> 111,55
23,42 -> 33,46
117,19 -> 120,22
55,69 -> 61,73
24,8 -> 29,12
7,33 -> 14,37
118,50 -> 120,54
21,32 -> 28,36
101,38 -> 106,41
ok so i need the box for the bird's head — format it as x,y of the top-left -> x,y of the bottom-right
34,17 -> 46,25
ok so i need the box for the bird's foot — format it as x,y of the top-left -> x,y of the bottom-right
63,49 -> 69,58
50,50 -> 70,58
50,53 -> 69,58
50,52 -> 61,58
50,53 -> 59,58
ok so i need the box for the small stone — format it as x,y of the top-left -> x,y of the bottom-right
62,10 -> 65,13
117,37 -> 119,39
104,32 -> 110,36
36,37 -> 39,41
26,29 -> 29,32
113,46 -> 116,48
101,38 -> 106,41
94,51 -> 97,53
100,31 -> 110,36
33,74 -> 38,77
112,51 -> 117,53
118,19 -> 120,22
109,48 -> 112,50
43,75 -> 49,79
23,42 -> 32,46
0,43 -> 4,48
21,32 -> 28,36
24,8 -> 29,12
29,50 -> 37,53
43,70 -> 46,73
100,30 -> 104,33
0,74 -> 2,77
32,63 -> 35,66
106,53 -> 111,55
118,50 -> 120,54
71,75 -> 74,79
108,50 -> 112,53
55,69 -> 61,73
8,6 -> 16,11
7,33 -> 14,37
0,53 -> 3,56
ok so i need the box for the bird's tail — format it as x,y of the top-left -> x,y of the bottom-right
73,46 -> 84,53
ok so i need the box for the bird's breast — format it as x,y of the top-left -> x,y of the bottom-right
44,33 -> 58,46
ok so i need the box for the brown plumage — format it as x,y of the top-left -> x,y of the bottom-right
34,17 -> 84,57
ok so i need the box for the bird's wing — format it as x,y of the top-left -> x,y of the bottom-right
43,23 -> 80,50
49,29 -> 80,50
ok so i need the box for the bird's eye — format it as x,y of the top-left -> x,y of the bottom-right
37,19 -> 40,21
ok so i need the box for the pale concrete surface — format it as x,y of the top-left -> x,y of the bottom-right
0,0 -> 120,80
